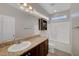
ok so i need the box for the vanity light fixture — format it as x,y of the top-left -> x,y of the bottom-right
17,3 -> 49,20
18,3 -> 33,12
29,5 -> 32,10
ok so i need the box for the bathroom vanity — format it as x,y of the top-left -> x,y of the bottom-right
0,35 -> 48,56
22,39 -> 48,56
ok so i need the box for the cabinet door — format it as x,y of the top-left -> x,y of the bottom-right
39,43 -> 45,56
44,40 -> 48,55
31,40 -> 48,56
26,47 -> 37,56
39,40 -> 48,56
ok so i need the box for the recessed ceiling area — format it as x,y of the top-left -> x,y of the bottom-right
39,3 -> 71,14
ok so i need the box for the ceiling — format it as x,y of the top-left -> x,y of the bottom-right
38,3 -> 71,14
7,3 -> 72,20
7,3 -> 49,20
8,3 -> 72,16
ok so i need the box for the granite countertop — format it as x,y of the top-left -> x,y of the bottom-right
0,35 -> 48,56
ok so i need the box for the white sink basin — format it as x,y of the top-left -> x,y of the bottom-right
8,41 -> 31,52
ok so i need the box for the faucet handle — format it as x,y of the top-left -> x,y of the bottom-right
13,34 -> 15,37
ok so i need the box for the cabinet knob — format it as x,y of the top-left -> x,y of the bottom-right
28,53 -> 31,56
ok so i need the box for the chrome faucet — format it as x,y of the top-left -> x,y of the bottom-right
13,34 -> 22,44
13,34 -> 16,44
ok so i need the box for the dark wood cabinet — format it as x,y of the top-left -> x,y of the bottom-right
21,39 -> 48,56
39,40 -> 48,56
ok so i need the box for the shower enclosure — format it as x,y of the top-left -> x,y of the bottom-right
0,15 -> 15,43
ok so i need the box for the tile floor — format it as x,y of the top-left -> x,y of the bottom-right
47,49 -> 72,56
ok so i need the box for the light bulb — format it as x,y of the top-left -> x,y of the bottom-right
23,3 -> 27,6
29,6 -> 32,10
20,6 -> 24,10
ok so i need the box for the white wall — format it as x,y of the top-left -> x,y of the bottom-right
0,3 -> 39,41
70,4 -> 79,55
0,16 -> 2,40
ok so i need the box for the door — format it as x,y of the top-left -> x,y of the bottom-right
55,22 -> 70,44
48,21 -> 71,53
